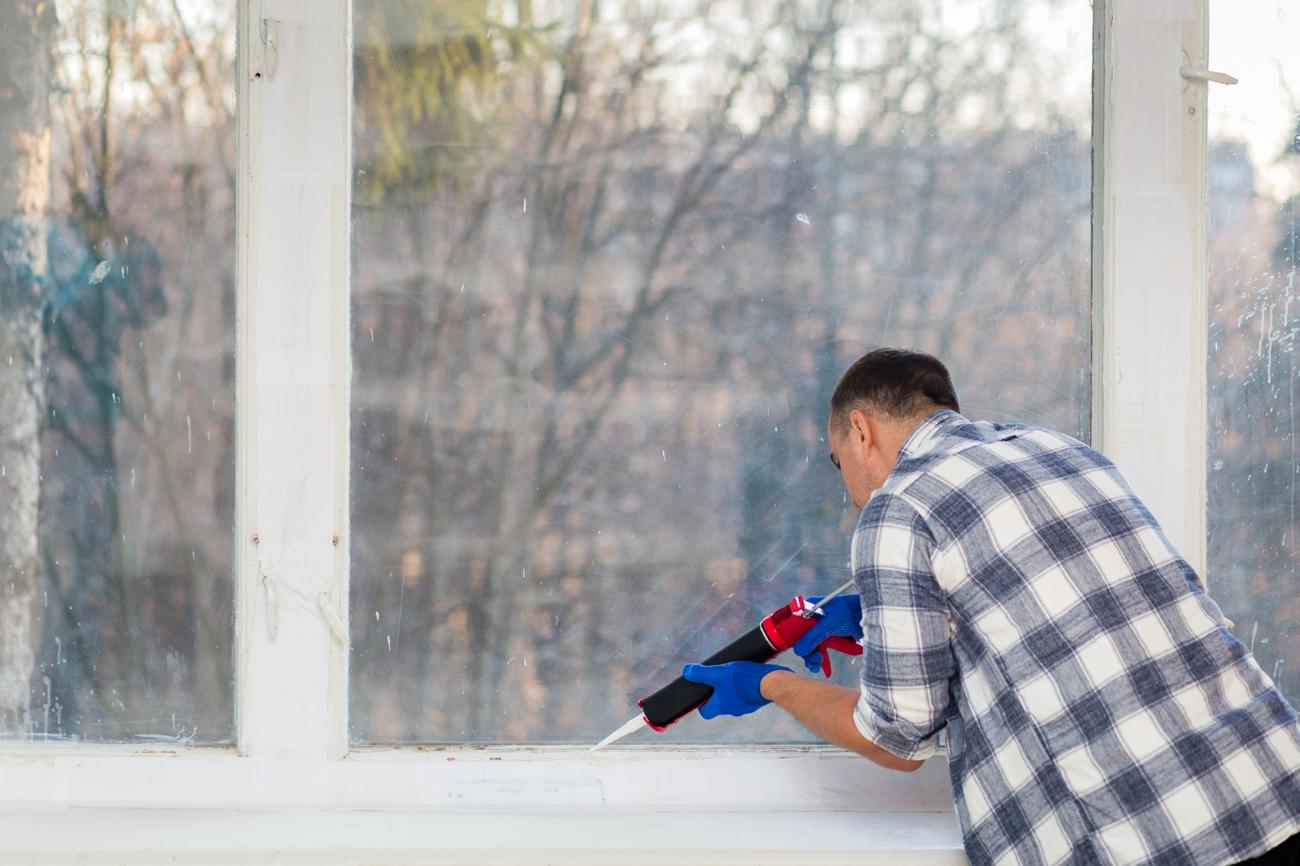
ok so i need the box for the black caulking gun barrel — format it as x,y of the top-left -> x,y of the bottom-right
592,579 -> 861,749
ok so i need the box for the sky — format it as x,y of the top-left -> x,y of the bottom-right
1210,0 -> 1300,202
45,0 -> 1295,200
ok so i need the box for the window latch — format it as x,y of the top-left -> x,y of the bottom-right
260,566 -> 279,641
318,592 -> 350,649
1179,66 -> 1238,86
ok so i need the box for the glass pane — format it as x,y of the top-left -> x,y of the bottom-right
0,1 -> 236,742
350,0 -> 1092,744
1207,3 -> 1300,706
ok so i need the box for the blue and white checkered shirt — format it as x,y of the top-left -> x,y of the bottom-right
850,410 -> 1300,866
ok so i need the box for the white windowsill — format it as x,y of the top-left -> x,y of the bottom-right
0,746 -> 963,863
0,746 -> 955,811
0,808 -> 965,865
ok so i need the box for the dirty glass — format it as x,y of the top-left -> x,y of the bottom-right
1207,2 -> 1300,707
0,1 -> 236,742
349,0 -> 1093,743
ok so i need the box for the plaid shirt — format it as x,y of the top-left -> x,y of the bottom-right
850,410 -> 1300,866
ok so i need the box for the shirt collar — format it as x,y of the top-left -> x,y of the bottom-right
898,409 -> 963,459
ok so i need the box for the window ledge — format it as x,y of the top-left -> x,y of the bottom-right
0,807 -> 965,865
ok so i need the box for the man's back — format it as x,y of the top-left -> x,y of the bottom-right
854,410 -> 1300,866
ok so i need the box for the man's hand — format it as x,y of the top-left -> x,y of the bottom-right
681,661 -> 792,719
792,595 -> 864,675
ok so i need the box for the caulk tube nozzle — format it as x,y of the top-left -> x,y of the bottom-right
638,623 -> 778,730
591,713 -> 649,751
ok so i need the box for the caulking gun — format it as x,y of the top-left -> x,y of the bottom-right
592,578 -> 863,750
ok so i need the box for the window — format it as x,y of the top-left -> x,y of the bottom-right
0,0 -> 236,742
349,0 -> 1093,745
0,2 -> 1262,859
1207,1 -> 1300,705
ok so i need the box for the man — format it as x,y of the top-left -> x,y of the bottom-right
683,348 -> 1300,865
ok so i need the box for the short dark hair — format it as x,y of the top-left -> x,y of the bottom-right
830,348 -> 960,433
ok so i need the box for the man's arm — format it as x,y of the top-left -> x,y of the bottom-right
759,669 -> 924,772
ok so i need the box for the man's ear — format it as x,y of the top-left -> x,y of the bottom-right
848,408 -> 873,452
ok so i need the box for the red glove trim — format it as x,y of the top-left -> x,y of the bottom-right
814,635 -> 864,677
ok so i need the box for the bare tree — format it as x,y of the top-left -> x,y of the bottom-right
348,0 -> 1094,742
0,0 -> 57,735
14,0 -> 238,740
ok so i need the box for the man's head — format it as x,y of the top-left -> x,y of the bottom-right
827,348 -> 960,507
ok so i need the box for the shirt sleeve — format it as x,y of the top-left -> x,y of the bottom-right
850,493 -> 955,761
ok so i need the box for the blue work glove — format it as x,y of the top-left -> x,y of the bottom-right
792,595 -> 864,675
681,661 -> 792,719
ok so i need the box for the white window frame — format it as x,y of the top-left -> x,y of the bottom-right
1092,0 -> 1210,577
0,0 -> 1213,854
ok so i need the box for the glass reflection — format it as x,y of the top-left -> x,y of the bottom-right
0,0 -> 236,742
1207,0 -> 1300,709
350,0 -> 1092,743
